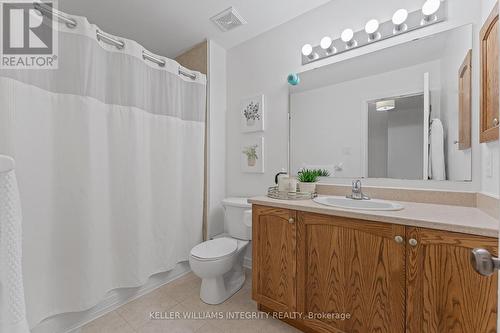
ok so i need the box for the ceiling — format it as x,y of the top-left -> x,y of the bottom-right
59,0 -> 331,58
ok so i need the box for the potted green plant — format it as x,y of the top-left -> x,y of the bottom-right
242,145 -> 258,167
315,169 -> 331,177
297,169 -> 319,193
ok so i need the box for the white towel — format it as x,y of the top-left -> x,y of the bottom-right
429,119 -> 446,180
0,155 -> 30,333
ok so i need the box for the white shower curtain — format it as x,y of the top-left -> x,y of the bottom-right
0,14 -> 206,328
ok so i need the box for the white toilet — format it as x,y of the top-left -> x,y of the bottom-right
189,197 -> 251,304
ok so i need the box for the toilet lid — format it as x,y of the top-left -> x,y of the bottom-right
190,238 -> 238,260
222,197 -> 251,208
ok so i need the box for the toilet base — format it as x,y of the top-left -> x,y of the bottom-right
200,268 -> 245,304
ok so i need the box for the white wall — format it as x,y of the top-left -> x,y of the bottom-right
439,26 -> 473,181
226,0 -> 491,197
207,40 -> 227,238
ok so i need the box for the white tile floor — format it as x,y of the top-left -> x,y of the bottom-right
81,269 -> 301,333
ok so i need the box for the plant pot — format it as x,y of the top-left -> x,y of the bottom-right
247,156 -> 256,167
298,182 -> 316,193
246,118 -> 255,126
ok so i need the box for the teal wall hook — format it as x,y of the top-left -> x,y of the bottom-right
287,73 -> 300,86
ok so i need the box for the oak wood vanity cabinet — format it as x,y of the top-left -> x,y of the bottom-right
252,205 -> 498,333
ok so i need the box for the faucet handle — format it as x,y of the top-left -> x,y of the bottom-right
348,179 -> 370,200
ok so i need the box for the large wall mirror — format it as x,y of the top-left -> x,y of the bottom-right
290,24 -> 473,182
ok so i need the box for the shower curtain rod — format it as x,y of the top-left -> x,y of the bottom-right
34,2 -> 198,80
96,30 -> 125,49
142,50 -> 197,80
34,2 -> 77,28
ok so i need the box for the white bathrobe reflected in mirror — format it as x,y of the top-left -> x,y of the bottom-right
429,118 -> 446,181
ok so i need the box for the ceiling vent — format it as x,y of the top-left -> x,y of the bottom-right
210,7 -> 247,32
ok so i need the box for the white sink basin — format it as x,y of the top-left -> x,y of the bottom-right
313,196 -> 404,211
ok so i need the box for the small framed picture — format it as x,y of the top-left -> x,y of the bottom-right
241,137 -> 265,173
240,95 -> 264,132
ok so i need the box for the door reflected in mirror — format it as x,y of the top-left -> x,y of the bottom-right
368,94 -> 426,180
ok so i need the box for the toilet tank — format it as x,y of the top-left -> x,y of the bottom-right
222,197 -> 251,240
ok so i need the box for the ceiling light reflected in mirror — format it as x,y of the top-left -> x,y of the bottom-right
376,100 -> 396,111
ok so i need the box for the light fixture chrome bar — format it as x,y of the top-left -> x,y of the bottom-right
96,30 -> 125,49
301,0 -> 447,65
179,68 -> 197,80
142,50 -> 166,67
34,2 -> 77,28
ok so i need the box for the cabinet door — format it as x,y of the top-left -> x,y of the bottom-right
480,1 -> 499,143
252,205 -> 296,312
406,227 -> 498,333
297,212 -> 406,333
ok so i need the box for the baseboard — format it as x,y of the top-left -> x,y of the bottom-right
32,262 -> 191,333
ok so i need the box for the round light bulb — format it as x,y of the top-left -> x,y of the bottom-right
320,36 -> 332,50
341,29 -> 354,42
301,44 -> 313,56
365,19 -> 379,34
422,0 -> 441,16
392,9 -> 408,25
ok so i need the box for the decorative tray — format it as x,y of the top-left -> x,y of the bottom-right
267,186 -> 317,200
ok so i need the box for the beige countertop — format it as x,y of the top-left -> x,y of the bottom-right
248,196 -> 499,238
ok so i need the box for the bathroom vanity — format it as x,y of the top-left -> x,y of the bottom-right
250,197 -> 498,333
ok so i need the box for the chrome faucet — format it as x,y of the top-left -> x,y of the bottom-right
346,180 -> 370,200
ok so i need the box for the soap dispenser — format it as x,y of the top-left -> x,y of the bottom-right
275,169 -> 289,192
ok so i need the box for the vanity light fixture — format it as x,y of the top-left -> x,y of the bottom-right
365,19 -> 381,41
376,100 -> 396,111
392,9 -> 409,33
421,0 -> 441,24
341,29 -> 357,49
300,0 -> 446,65
301,43 -> 318,60
320,36 -> 337,54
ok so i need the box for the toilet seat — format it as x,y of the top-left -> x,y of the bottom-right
190,238 -> 238,261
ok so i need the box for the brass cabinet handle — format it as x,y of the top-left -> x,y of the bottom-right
394,235 -> 404,244
408,238 -> 418,247
288,217 -> 295,224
